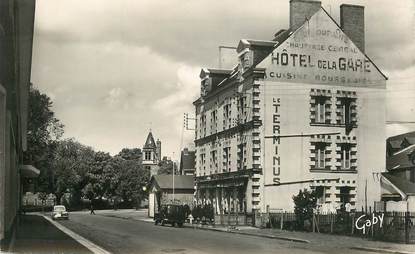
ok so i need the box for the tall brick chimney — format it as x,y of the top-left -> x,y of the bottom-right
290,0 -> 321,31
340,4 -> 365,53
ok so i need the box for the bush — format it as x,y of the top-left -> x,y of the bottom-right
292,189 -> 317,231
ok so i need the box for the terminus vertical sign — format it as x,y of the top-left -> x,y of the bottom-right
272,98 -> 281,184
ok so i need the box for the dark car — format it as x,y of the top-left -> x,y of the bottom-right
154,204 -> 187,227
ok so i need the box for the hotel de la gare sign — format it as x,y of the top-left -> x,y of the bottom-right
260,9 -> 385,87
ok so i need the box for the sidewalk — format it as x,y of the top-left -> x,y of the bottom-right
97,209 -> 415,254
9,214 -> 92,254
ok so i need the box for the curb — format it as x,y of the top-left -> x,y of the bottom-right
350,247 -> 415,254
186,225 -> 309,243
100,213 -> 310,243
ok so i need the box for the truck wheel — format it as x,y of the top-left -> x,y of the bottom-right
171,222 -> 176,227
155,220 -> 158,225
178,222 -> 183,228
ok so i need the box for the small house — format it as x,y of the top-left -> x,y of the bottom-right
148,175 -> 194,217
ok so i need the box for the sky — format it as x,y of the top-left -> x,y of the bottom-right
31,0 -> 415,159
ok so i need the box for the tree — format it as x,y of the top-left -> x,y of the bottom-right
292,189 -> 318,230
117,148 -> 142,161
53,139 -> 95,207
116,160 -> 150,208
24,84 -> 64,193
157,157 -> 176,175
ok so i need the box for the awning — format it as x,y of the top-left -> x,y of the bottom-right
20,165 -> 40,178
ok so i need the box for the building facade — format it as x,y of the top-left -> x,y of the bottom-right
142,131 -> 162,176
179,148 -> 196,176
0,0 -> 36,247
194,0 -> 386,218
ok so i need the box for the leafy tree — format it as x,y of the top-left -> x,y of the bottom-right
292,189 -> 317,230
116,160 -> 150,208
157,157 -> 176,175
81,151 -> 112,202
53,139 -> 95,206
24,84 -> 64,193
117,148 -> 142,161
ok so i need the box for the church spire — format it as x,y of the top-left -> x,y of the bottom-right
143,131 -> 156,149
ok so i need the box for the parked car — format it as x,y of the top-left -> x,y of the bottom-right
154,204 -> 186,227
51,205 -> 69,220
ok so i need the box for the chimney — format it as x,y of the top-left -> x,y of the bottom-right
340,4 -> 365,53
290,0 -> 321,31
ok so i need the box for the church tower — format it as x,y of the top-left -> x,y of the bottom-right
142,131 -> 161,176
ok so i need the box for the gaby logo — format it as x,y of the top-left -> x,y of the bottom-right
355,213 -> 384,234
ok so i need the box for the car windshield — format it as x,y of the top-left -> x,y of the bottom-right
54,206 -> 66,212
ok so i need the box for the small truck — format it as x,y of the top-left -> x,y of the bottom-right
154,204 -> 187,227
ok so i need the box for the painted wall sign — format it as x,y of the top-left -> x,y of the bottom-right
259,9 -> 386,87
272,97 -> 281,185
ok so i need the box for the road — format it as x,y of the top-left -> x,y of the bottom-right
57,211 -> 372,254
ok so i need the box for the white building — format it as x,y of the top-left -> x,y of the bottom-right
194,0 -> 386,219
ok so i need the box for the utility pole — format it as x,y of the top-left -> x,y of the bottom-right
172,152 -> 175,203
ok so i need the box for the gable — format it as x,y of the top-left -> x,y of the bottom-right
144,132 -> 156,149
258,8 -> 386,87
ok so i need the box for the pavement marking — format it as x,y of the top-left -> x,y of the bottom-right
41,215 -> 112,254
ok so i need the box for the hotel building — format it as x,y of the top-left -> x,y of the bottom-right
194,0 -> 387,218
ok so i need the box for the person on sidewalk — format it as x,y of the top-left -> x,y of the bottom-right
90,204 -> 96,215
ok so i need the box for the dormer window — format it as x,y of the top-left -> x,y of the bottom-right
240,50 -> 253,72
201,78 -> 212,97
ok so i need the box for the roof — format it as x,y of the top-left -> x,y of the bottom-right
405,137 -> 415,145
150,175 -> 194,190
387,144 -> 415,170
387,131 -> 415,145
236,39 -> 278,53
382,173 -> 415,196
143,132 -> 156,149
180,149 -> 196,170
387,131 -> 415,170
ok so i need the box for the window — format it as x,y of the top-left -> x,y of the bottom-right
240,51 -> 253,71
335,91 -> 357,128
223,103 -> 231,130
145,151 -> 151,161
237,143 -> 247,170
223,147 -> 231,172
210,150 -> 217,174
310,93 -> 331,125
338,98 -> 353,125
210,110 -> 217,134
315,186 -> 326,204
315,143 -> 326,169
340,144 -> 351,169
316,99 -> 325,123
